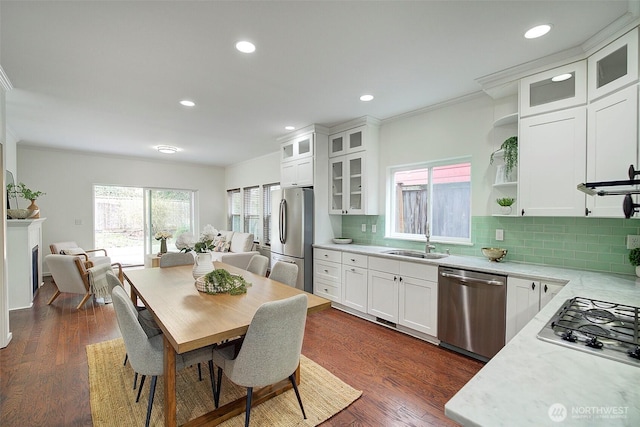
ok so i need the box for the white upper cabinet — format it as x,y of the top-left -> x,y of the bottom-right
329,125 -> 368,157
588,27 -> 639,101
280,133 -> 313,162
519,107 -> 587,217
520,61 -> 587,118
328,117 -> 380,215
280,132 -> 314,188
587,85 -> 639,217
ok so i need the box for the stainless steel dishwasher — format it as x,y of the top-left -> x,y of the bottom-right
438,266 -> 507,361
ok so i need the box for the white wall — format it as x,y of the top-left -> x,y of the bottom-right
378,93 -> 497,216
225,151 -> 280,190
16,145 -> 226,264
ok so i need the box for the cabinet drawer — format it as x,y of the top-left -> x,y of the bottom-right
314,248 -> 342,263
399,261 -> 438,282
314,260 -> 341,284
314,279 -> 341,302
342,252 -> 368,268
368,255 -> 399,274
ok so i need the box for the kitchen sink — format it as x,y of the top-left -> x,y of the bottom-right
382,249 -> 448,259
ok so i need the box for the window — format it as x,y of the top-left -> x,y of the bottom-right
227,188 -> 241,231
387,158 -> 471,243
262,183 -> 280,245
94,185 -> 195,266
243,186 -> 260,237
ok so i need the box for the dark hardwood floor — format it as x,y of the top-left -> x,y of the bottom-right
0,277 -> 483,426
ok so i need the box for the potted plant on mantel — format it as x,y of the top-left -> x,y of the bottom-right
629,247 -> 640,277
490,136 -> 518,178
6,182 -> 46,219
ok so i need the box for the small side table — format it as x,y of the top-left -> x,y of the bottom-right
145,254 -> 161,268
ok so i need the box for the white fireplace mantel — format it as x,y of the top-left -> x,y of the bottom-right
7,218 -> 45,310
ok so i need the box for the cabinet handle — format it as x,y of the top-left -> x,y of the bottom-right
399,277 -> 403,282
531,282 -> 536,290
324,254 -> 328,257
544,284 -> 548,293
351,258 -> 356,262
521,209 -> 525,216
585,208 -> 591,216
351,268 -> 356,272
324,269 -> 329,273
393,276 -> 397,281
324,288 -> 328,292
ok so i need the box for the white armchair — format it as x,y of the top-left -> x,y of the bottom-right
50,241 -> 112,268
45,254 -> 122,310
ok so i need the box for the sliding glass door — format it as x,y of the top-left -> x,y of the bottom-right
94,185 -> 195,266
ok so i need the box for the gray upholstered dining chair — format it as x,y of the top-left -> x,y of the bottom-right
212,293 -> 308,426
111,286 -> 216,427
245,254 -> 269,277
268,261 -> 299,287
159,252 -> 195,267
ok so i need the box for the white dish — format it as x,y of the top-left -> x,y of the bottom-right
332,238 -> 353,244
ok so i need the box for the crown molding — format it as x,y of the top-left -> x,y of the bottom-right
0,66 -> 13,92
381,91 -> 487,124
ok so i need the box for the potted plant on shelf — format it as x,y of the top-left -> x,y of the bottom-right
496,197 -> 515,215
6,182 -> 46,219
629,248 -> 640,277
490,136 -> 518,179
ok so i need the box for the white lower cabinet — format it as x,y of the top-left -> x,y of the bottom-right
342,252 -> 368,312
506,276 -> 565,343
398,276 -> 438,336
367,270 -> 399,323
366,256 -> 438,335
313,249 -> 342,303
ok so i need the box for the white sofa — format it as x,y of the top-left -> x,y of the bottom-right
209,231 -> 259,269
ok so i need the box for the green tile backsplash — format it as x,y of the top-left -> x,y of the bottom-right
342,215 -> 638,276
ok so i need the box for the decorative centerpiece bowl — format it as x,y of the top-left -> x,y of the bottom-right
482,247 -> 508,262
332,238 -> 353,244
7,209 -> 31,219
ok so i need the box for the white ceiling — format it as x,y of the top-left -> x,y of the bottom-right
0,1 -> 635,167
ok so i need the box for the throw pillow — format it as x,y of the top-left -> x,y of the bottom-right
213,237 -> 231,253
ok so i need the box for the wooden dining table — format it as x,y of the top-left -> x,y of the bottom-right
123,261 -> 331,427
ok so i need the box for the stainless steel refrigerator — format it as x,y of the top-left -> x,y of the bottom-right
270,187 -> 313,292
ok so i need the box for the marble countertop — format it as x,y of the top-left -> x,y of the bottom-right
314,242 -> 640,426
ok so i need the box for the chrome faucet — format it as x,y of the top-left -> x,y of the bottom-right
425,223 -> 436,254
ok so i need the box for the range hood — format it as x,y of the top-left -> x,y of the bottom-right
577,165 -> 640,218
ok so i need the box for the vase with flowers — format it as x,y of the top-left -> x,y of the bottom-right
176,225 -> 220,279
154,230 -> 172,255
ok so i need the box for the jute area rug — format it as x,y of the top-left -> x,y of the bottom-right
87,338 -> 361,426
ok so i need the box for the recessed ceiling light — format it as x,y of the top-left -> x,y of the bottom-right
236,41 -> 256,53
551,73 -> 572,82
524,24 -> 551,39
285,126 -> 295,131
360,94 -> 374,102
156,145 -> 179,154
179,100 -> 195,107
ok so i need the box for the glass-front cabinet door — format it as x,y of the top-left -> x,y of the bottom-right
281,133 -> 313,161
520,61 -> 587,117
329,154 -> 366,215
330,158 -> 345,214
588,27 -> 638,101
329,133 -> 345,158
329,126 -> 367,158
347,154 -> 364,213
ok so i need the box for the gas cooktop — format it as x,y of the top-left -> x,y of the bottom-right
537,296 -> 640,367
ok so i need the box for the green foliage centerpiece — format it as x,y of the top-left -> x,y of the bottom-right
197,269 -> 250,295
